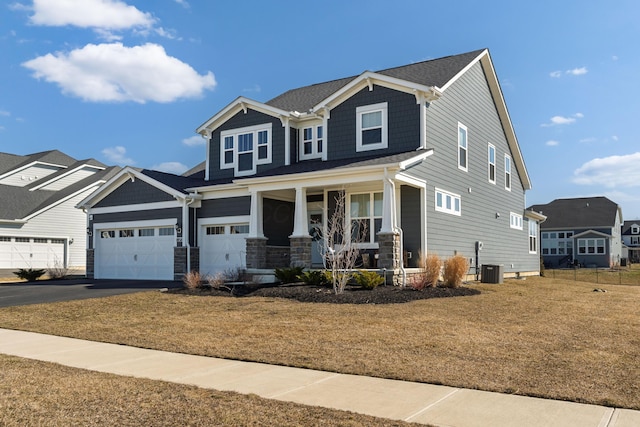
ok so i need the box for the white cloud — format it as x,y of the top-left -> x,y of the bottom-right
579,137 -> 597,143
545,140 -> 559,146
102,146 -> 134,165
612,55 -> 619,61
0,110 -> 10,117
22,43 -> 216,103
612,135 -> 619,142
182,135 -> 205,147
152,161 -> 188,174
29,0 -> 155,30
566,67 -> 588,76
242,84 -> 261,93
541,113 -> 583,127
550,71 -> 562,78
572,152 -> 640,188
174,0 -> 190,8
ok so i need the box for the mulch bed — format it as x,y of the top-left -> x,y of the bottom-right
175,283 -> 480,304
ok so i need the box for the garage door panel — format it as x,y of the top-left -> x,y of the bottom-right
200,224 -> 248,276
0,238 -> 65,269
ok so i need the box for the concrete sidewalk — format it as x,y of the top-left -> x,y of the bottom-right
0,328 -> 638,427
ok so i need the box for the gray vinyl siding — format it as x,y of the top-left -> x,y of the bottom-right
263,198 -> 294,246
95,179 -> 174,207
88,208 -> 182,249
400,185 -> 421,268
208,110 -> 285,181
328,85 -> 420,160
197,197 -> 251,218
405,61 -> 538,274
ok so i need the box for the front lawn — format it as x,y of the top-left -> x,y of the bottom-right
0,276 -> 638,410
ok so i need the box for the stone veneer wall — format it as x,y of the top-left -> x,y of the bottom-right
86,249 -> 94,279
289,236 -> 312,268
266,246 -> 290,268
246,237 -> 267,269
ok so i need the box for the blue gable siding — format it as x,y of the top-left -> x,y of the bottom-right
328,85 -> 420,161
404,61 -> 537,274
95,179 -> 174,207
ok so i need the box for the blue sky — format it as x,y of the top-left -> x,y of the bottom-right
2,1 -> 640,218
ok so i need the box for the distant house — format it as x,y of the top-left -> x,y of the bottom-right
78,49 -> 545,282
528,197 -> 623,268
0,150 -> 118,272
621,220 -> 640,263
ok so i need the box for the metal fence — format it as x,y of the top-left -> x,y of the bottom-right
544,267 -> 640,286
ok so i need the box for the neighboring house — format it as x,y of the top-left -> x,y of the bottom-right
621,220 -> 640,263
0,150 -> 119,272
78,48 -> 544,282
528,197 -> 623,268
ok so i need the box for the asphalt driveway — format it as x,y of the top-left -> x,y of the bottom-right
0,279 -> 182,308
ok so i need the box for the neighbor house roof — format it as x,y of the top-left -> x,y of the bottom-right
528,197 -> 621,229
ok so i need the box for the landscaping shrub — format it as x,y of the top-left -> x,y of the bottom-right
354,270 -> 384,289
14,268 -> 46,282
442,255 -> 470,288
47,260 -> 69,280
274,266 -> 304,284
183,271 -> 203,290
299,270 -> 330,286
411,252 -> 442,290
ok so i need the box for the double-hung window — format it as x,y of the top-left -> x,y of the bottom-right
458,123 -> 468,171
505,154 -> 512,191
220,123 -> 272,176
488,144 -> 496,184
435,188 -> 461,216
529,221 -> 538,253
356,103 -> 388,152
350,192 -> 383,245
510,212 -> 523,230
300,125 -> 324,160
578,238 -> 606,255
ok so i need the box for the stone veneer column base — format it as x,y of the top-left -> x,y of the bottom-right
377,232 -> 401,285
289,236 -> 312,268
174,246 -> 187,281
246,237 -> 268,269
86,248 -> 94,279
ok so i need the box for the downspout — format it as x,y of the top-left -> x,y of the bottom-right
183,195 -> 197,274
384,168 -> 406,287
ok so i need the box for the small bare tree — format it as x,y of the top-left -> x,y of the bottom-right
320,191 -> 367,294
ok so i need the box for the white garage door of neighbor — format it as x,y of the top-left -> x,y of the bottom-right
95,226 -> 175,280
0,237 -> 65,269
200,224 -> 248,276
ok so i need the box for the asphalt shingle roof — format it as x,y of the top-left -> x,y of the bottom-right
265,49 -> 485,113
528,197 -> 620,229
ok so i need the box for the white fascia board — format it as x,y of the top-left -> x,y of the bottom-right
573,229 -> 613,239
312,72 -> 441,113
0,160 -> 66,180
94,218 -> 177,230
24,180 -> 106,221
88,200 -> 182,215
29,163 -> 103,191
76,167 -> 186,209
196,96 -> 291,135
0,219 -> 27,224
524,209 -> 547,223
399,149 -> 434,169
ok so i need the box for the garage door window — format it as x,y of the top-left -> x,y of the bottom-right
51,239 -> 65,244
16,237 -> 29,243
158,227 -> 174,236
230,224 -> 249,234
101,230 -> 115,238
34,238 -> 48,243
139,229 -> 155,237
0,237 -> 10,242
119,229 -> 134,238
206,226 -> 225,235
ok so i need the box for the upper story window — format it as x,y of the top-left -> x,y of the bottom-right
529,221 -> 538,254
356,103 -> 388,152
300,125 -> 324,160
510,212 -> 523,230
488,144 -> 496,184
632,224 -> 640,234
458,123 -> 468,171
435,188 -> 461,216
220,123 -> 272,176
504,154 -> 512,191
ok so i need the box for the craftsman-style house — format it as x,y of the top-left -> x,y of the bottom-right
78,49 -> 544,282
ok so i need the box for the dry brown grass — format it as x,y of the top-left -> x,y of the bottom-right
410,253 -> 441,290
442,254 -> 469,288
0,276 -> 638,411
0,354 -> 415,426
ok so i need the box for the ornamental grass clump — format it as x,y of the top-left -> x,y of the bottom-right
182,271 -> 203,290
411,252 -> 442,290
443,255 -> 470,288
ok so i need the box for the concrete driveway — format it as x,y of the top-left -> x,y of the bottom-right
0,278 -> 182,308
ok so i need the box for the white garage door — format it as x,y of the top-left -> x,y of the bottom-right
200,223 -> 248,276
95,226 -> 175,280
0,236 -> 65,269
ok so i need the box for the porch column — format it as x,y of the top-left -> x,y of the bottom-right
378,174 -> 401,279
290,186 -> 312,268
379,174 -> 397,233
246,190 -> 267,269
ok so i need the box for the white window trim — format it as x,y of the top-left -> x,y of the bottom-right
348,191 -> 383,248
220,123 -> 272,177
299,124 -> 324,160
458,122 -> 468,172
577,238 -> 606,255
504,154 -> 512,191
528,220 -> 538,254
356,102 -> 388,152
510,212 -> 523,230
488,143 -> 496,184
435,188 -> 461,216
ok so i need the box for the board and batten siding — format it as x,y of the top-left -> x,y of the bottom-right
406,61 -> 538,274
94,179 -> 175,207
